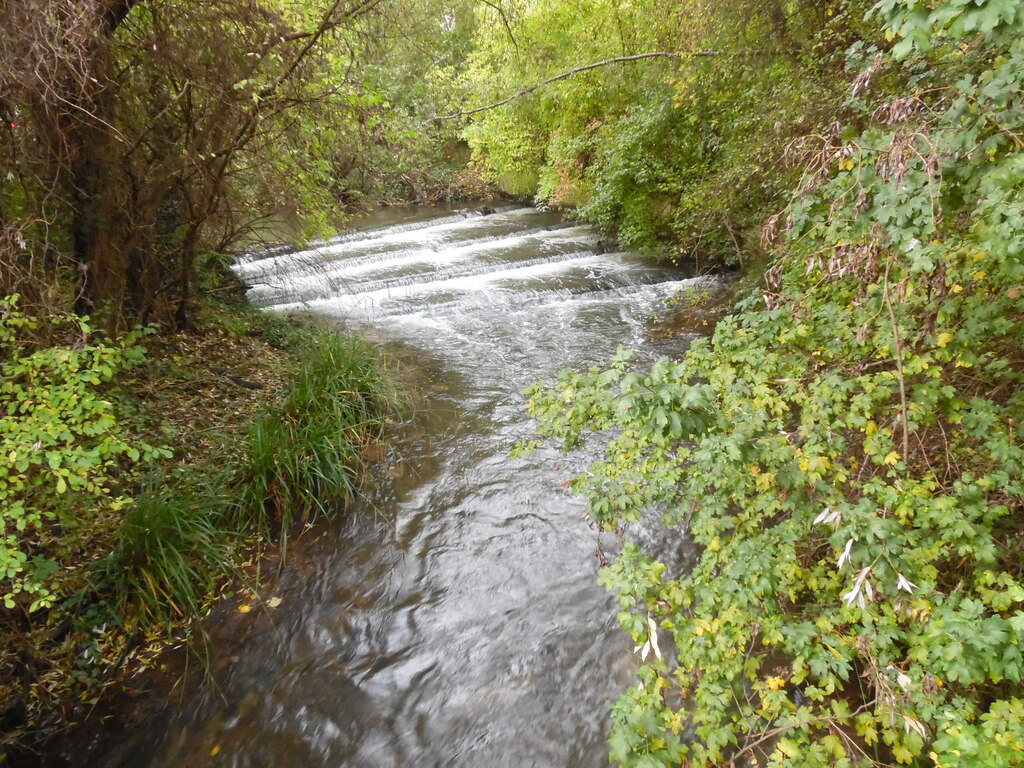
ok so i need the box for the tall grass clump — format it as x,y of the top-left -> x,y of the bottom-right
95,320 -> 396,631
101,480 -> 235,629
229,328 -> 398,537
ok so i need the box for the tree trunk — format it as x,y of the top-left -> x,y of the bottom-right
65,1 -> 143,327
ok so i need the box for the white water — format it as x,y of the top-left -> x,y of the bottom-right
83,206 -> 709,768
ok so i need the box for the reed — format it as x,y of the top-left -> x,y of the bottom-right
102,478 -> 235,628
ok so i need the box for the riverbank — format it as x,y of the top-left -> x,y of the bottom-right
0,293 -> 398,762
517,4 -> 1024,762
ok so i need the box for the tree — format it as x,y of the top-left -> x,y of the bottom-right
454,0 -> 875,257
1,0 -> 387,329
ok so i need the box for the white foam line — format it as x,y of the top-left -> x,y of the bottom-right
382,274 -> 715,319
238,211 -> 485,267
241,228 -> 602,297
234,213 -> 567,283
262,254 -> 620,316
265,274 -> 713,322
351,250 -> 602,297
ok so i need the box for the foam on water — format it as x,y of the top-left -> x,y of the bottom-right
83,206 -> 709,768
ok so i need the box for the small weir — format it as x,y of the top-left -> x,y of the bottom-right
85,205 -> 709,768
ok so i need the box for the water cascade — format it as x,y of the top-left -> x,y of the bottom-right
91,206 -> 710,768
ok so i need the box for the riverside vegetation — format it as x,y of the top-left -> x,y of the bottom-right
0,0 -> 452,754
3,0 -> 1024,766
512,1 -> 1024,767
0,295 -> 397,754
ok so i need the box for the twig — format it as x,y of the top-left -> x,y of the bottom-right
477,0 -> 518,50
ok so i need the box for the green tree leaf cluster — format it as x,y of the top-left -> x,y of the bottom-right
457,0 -> 875,259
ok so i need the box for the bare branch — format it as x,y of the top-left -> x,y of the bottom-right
431,50 -> 776,121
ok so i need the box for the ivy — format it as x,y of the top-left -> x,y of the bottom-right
521,1 -> 1024,765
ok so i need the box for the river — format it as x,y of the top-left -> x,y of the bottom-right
78,205 -> 709,767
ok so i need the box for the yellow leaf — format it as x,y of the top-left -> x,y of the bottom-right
936,332 -> 953,348
865,420 -> 877,436
893,744 -> 914,764
777,738 -> 801,759
884,452 -> 900,466
238,604 -> 252,613
211,745 -> 221,756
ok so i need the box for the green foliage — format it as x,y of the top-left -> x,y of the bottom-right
102,479 -> 234,629
94,318 -> 397,629
521,1 -> 1024,765
0,292 -> 398,749
459,0 -> 875,260
0,295 -> 162,611
460,0 -> 683,207
575,102 -> 703,251
0,0 -> 482,326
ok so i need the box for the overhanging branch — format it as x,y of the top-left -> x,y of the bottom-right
431,50 -> 774,122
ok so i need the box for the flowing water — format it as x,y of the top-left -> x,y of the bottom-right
79,205 -> 709,768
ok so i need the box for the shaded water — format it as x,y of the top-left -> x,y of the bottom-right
85,206 -> 708,767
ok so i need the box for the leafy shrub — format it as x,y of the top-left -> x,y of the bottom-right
0,295 -> 164,611
520,1 -> 1024,765
577,102 -> 704,252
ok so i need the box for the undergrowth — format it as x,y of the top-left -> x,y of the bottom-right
231,329 -> 398,537
0,297 -> 397,753
520,1 -> 1024,766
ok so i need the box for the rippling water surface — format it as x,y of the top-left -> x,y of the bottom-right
85,205 -> 708,768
